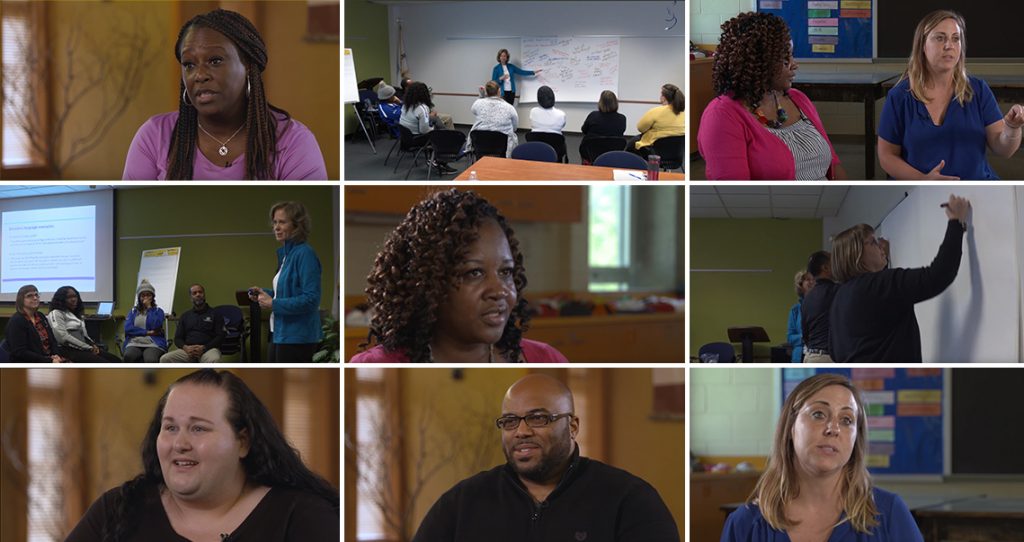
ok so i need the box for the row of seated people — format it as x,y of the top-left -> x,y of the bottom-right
368,80 -> 684,175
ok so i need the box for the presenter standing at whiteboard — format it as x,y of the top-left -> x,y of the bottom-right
828,194 -> 969,363
491,49 -> 542,106
878,10 -> 1024,180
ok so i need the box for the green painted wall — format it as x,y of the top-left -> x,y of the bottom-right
690,218 -> 821,360
344,0 -> 390,136
116,185 -> 336,313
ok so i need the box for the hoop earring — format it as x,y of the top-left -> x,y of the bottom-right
246,77 -> 251,98
182,88 -> 192,106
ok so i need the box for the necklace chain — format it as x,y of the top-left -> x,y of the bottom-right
428,344 -> 496,362
197,121 -> 245,157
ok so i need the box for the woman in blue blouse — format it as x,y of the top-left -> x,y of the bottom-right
878,10 -> 1024,180
249,201 -> 323,362
721,373 -> 923,542
491,48 -> 542,106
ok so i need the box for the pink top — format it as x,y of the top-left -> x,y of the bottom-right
697,88 -> 840,180
349,338 -> 568,363
122,111 -> 328,180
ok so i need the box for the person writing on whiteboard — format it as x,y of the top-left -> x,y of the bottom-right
877,10 -> 1023,180
248,201 -> 323,362
122,9 -> 327,180
721,373 -> 923,541
491,48 -> 541,106
628,83 -> 685,159
698,12 -> 846,180
123,280 -> 168,363
828,194 -> 969,363
6,285 -> 68,363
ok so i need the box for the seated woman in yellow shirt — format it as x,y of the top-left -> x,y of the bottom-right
629,83 -> 685,158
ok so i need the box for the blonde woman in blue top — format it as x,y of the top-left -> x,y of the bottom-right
878,10 -> 1024,180
491,48 -> 542,106
721,373 -> 922,542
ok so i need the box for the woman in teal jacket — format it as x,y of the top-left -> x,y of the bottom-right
250,201 -> 323,362
491,48 -> 541,105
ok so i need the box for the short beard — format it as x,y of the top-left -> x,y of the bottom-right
505,432 -> 573,484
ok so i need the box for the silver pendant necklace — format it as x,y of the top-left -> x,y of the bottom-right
198,121 -> 245,156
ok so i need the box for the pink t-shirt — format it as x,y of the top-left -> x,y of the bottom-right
349,338 -> 569,363
122,111 -> 328,180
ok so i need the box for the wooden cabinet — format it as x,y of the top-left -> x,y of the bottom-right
690,58 -> 715,156
344,312 -> 684,362
345,186 -> 584,223
691,472 -> 761,542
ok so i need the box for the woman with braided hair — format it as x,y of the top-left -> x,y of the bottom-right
350,189 -> 567,363
123,9 -> 327,180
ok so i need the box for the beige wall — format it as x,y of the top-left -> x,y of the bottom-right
608,368 -> 686,535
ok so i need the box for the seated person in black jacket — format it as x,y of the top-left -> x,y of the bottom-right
159,283 -> 225,363
800,250 -> 839,363
579,90 -> 627,163
411,373 -> 680,542
6,284 -> 68,363
829,194 -> 969,363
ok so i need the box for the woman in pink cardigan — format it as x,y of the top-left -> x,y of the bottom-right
698,12 -> 847,180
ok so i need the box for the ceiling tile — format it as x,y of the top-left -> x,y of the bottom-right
721,194 -> 771,207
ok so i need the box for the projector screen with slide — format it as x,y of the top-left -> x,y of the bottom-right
0,189 -> 115,304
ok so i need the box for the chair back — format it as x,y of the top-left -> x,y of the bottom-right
510,141 -> 558,162
580,136 -> 627,163
398,125 -> 428,151
470,130 -> 509,159
213,305 -> 246,358
593,150 -> 648,169
429,130 -> 468,162
525,132 -> 568,162
698,342 -> 737,363
652,135 -> 685,170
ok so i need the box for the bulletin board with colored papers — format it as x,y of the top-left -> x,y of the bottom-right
758,0 -> 873,59
782,368 -> 944,475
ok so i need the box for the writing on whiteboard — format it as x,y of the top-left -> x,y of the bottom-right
519,37 -> 620,103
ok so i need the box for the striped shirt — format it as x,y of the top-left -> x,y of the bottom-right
766,115 -> 832,180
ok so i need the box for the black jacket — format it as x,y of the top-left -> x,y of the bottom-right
801,278 -> 839,352
6,311 -> 60,362
830,219 -> 965,362
411,447 -> 679,542
173,304 -> 225,351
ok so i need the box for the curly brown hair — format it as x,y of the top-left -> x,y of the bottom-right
364,189 -> 530,363
712,12 -> 792,106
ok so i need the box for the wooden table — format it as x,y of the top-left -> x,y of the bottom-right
913,497 -> 1024,542
792,72 -> 899,180
453,156 -> 685,181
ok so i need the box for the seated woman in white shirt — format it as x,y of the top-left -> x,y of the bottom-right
529,86 -> 566,134
469,81 -> 520,158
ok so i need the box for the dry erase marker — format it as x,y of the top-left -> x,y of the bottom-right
940,203 -> 949,208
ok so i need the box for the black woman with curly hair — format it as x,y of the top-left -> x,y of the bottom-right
65,369 -> 339,542
350,189 -> 567,363
47,285 -> 122,362
123,9 -> 327,180
697,12 -> 846,181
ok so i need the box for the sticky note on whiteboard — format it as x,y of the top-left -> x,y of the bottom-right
812,44 -> 837,53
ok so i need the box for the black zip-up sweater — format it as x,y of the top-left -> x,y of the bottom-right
411,447 -> 679,542
830,219 -> 965,362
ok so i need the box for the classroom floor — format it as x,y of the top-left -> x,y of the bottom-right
345,127 -> 607,181
689,136 -> 1024,181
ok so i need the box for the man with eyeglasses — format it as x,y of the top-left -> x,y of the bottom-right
411,373 -> 679,542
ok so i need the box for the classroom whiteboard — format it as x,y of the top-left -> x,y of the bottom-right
518,37 -> 620,103
137,247 -> 181,316
876,186 -> 1022,363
